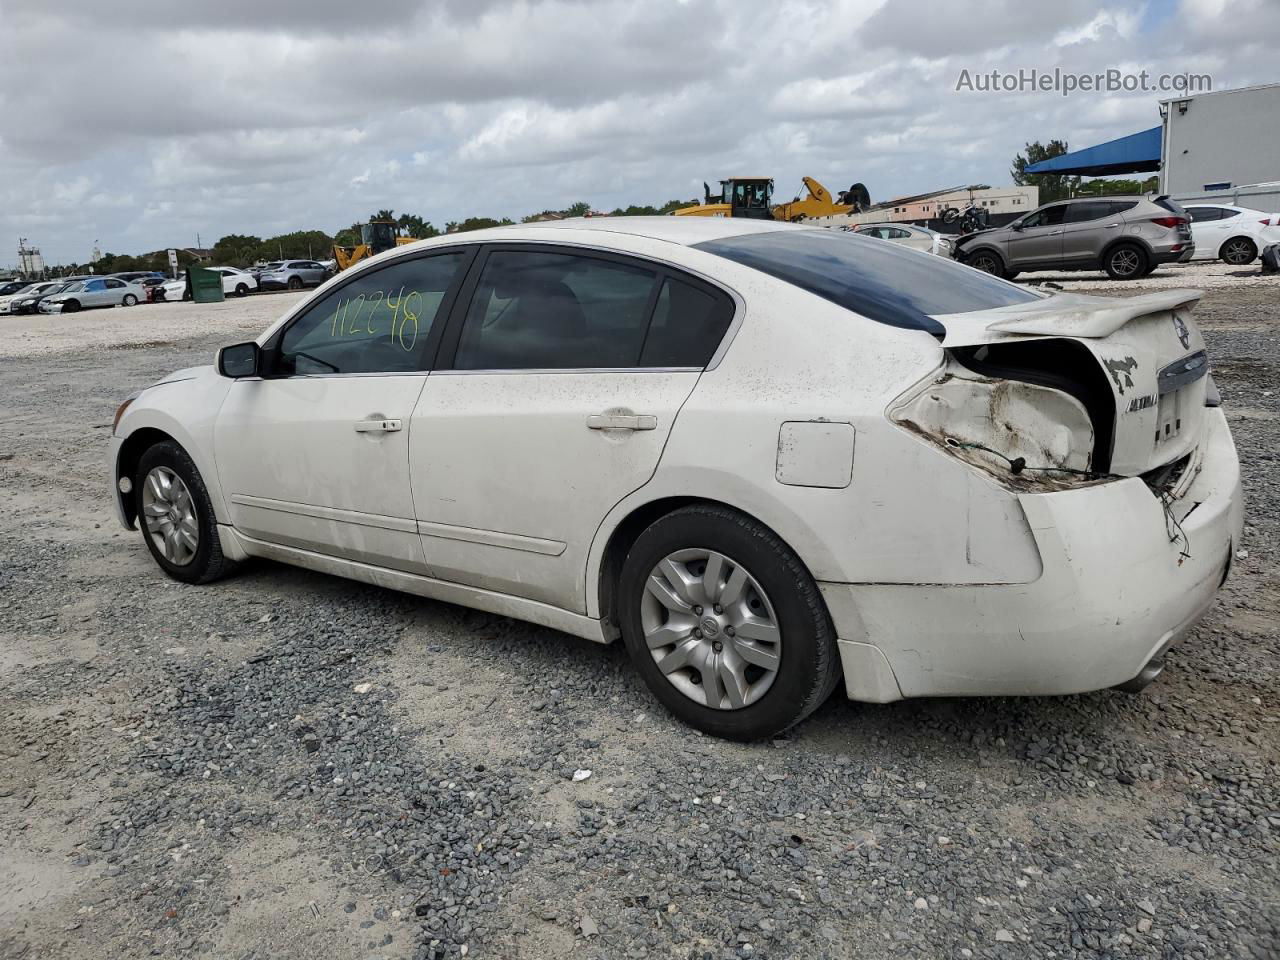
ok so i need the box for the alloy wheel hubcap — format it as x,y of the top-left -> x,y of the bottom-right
641,549 -> 782,710
1224,241 -> 1251,264
1113,249 -> 1140,275
141,466 -> 199,566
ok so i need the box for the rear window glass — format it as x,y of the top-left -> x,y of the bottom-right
694,229 -> 1038,334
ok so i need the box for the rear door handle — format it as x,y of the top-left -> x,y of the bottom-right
586,414 -> 657,431
354,418 -> 402,433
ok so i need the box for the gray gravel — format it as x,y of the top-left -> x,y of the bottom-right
1,281 -> 1277,959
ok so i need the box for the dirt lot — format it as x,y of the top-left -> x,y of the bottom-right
1,263 -> 1277,960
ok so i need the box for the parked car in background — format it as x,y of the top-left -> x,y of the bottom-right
0,280 -> 34,298
256,260 -> 328,290
210,266 -> 259,296
0,282 -> 37,312
1185,204 -> 1280,265
848,223 -> 954,257
157,276 -> 189,302
956,196 -> 1194,280
7,279 -> 85,315
110,271 -> 165,284
39,277 -> 145,313
108,218 -> 1240,741
137,276 -> 169,303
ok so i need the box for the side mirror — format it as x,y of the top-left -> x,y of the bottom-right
1010,222 -> 1024,231
217,341 -> 262,378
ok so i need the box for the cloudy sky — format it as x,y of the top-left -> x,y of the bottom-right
0,0 -> 1274,266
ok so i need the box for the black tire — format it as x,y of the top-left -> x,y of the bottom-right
1002,269 -> 1021,281
235,283 -> 249,297
966,249 -> 1006,276
1104,242 -> 1149,280
134,440 -> 238,585
182,290 -> 192,301
63,299 -> 81,313
617,505 -> 840,741
122,293 -> 138,306
1219,237 -> 1257,266
287,276 -> 302,290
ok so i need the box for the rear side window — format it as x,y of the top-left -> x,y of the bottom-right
1065,201 -> 1112,223
1108,200 -> 1139,215
694,229 -> 1038,334
640,278 -> 733,367
453,251 -> 659,370
1186,207 -> 1222,222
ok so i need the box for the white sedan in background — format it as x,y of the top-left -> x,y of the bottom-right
848,222 -> 954,257
108,218 -> 1241,740
1185,204 -> 1280,264
158,266 -> 259,302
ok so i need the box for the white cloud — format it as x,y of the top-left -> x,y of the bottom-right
0,0 -> 1270,264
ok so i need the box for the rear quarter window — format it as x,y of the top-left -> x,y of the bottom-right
694,229 -> 1039,335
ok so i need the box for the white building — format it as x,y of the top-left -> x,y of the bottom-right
17,239 -> 45,278
1161,82 -> 1280,211
813,185 -> 1038,230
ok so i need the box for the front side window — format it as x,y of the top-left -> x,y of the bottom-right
452,250 -> 659,370
86,279 -> 106,292
1024,205 -> 1068,227
695,229 -> 1039,334
105,278 -> 125,288
276,252 -> 464,375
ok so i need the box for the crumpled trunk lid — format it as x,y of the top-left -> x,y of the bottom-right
934,289 -> 1210,476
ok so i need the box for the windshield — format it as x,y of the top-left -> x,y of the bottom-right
59,282 -> 87,293
694,229 -> 1040,335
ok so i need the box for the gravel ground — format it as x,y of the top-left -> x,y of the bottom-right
1,278 -> 1277,960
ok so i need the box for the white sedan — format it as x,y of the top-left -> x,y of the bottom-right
848,222 -> 955,257
158,266 -> 259,302
108,218 -> 1242,740
1185,203 -> 1280,264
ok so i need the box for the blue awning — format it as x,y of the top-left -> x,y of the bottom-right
1025,126 -> 1162,177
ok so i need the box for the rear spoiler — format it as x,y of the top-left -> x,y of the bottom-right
940,289 -> 1203,346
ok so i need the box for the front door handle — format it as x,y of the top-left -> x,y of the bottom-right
1105,223 -> 1121,228
586,414 -> 658,431
354,418 -> 402,433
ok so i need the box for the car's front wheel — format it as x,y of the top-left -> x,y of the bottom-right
62,299 -> 81,313
1220,237 -> 1257,265
618,505 -> 840,741
134,441 -> 237,585
966,249 -> 1007,277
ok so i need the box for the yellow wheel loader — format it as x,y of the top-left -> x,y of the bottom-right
332,219 -> 415,272
673,177 -> 870,222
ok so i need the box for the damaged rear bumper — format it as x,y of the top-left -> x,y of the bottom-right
822,407 -> 1242,702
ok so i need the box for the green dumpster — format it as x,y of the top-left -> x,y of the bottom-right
188,266 -> 224,304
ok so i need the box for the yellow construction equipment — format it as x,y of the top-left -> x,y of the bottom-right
333,219 -> 415,271
674,177 -> 869,222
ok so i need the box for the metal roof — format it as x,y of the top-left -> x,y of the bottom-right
1024,126 -> 1162,177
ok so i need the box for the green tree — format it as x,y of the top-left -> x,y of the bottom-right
255,230 -> 334,262
564,200 -> 591,217
396,213 -> 439,239
1011,140 -> 1080,203
211,234 -> 263,267
447,216 -> 513,233
1077,175 -> 1159,196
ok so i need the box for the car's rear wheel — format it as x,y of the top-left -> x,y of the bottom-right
1104,242 -> 1148,280
122,294 -> 138,306
135,441 -> 237,585
967,249 -> 1006,277
1220,237 -> 1257,265
235,283 -> 249,296
287,276 -> 302,290
618,505 -> 840,741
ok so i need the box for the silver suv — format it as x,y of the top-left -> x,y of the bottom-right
256,260 -> 329,290
957,196 -> 1195,281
